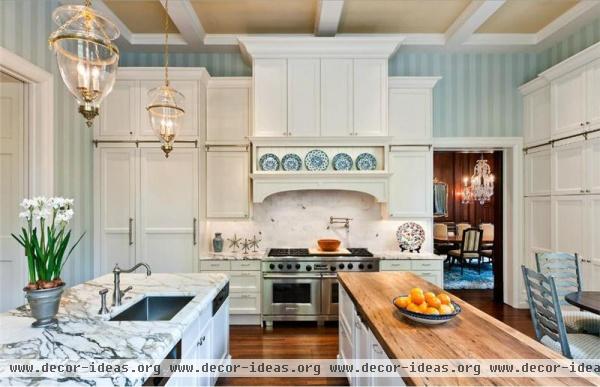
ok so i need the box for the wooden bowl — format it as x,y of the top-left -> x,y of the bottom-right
317,239 -> 341,252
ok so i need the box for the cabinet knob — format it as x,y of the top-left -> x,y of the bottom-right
580,189 -> 585,193
586,189 -> 591,193
586,121 -> 591,125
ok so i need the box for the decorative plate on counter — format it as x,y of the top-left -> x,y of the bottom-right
281,153 -> 302,171
356,153 -> 377,171
396,222 -> 425,252
332,153 -> 353,171
304,149 -> 329,171
259,153 -> 280,171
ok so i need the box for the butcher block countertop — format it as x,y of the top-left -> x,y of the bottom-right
337,272 -> 593,386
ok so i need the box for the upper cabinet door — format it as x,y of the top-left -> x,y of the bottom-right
585,59 -> 600,131
353,59 -> 387,136
321,59 -> 353,137
524,148 -> 551,196
551,67 -> 586,139
523,86 -> 551,146
253,59 -> 287,137
524,197 -> 552,266
388,149 -> 432,217
207,82 -> 251,144
287,59 -> 320,137
206,150 -> 249,218
551,195 -> 586,254
97,80 -> 138,139
388,88 -> 432,143
586,136 -> 600,194
551,139 -> 587,195
139,80 -> 199,140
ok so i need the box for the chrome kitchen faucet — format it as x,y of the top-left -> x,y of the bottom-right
112,263 -> 152,306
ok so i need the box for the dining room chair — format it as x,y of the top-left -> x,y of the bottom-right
455,223 -> 471,241
535,252 -> 600,335
447,228 -> 482,274
433,223 -> 453,256
479,223 -> 494,250
522,266 -> 600,360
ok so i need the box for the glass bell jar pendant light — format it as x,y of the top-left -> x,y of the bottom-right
48,0 -> 120,127
146,0 -> 185,158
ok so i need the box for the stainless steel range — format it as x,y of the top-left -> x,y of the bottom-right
262,248 -> 378,327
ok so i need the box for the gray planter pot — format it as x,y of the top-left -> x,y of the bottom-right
25,285 -> 65,328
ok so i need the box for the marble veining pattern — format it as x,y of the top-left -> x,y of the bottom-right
0,273 -> 229,386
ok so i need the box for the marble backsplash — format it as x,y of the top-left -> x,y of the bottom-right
205,190 -> 433,253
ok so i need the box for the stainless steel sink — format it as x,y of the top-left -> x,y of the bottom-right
110,296 -> 194,321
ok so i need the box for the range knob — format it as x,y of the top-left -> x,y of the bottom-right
269,263 -> 275,270
286,264 -> 292,270
338,263 -> 345,270
330,266 -> 336,271
306,265 -> 312,272
277,264 -> 284,270
367,263 -> 373,270
358,263 -> 365,270
347,263 -> 354,270
295,263 -> 301,270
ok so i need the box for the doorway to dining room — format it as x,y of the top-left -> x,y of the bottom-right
433,150 -> 503,301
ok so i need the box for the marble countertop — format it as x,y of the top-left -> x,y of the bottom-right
199,251 -> 266,260
0,273 -> 229,386
199,250 -> 442,261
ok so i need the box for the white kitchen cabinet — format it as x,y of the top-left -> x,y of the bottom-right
94,146 -> 137,274
524,147 -> 551,196
551,139 -> 587,195
353,313 -> 371,386
321,59 -> 354,137
379,260 -> 443,287
353,59 -> 387,136
139,146 -> 198,273
520,79 -> 550,147
585,58 -> 600,131
584,195 -> 600,291
253,59 -> 287,137
97,81 -> 139,139
551,67 -> 587,138
587,136 -> 600,193
206,149 -> 249,218
388,148 -> 433,217
211,298 -> 230,369
551,195 -> 586,254
524,197 -> 551,267
287,59 -> 320,137
207,78 -> 251,144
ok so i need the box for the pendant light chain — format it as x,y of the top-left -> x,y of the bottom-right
164,0 -> 170,87
84,0 -> 91,7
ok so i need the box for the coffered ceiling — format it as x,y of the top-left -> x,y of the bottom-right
83,0 -> 600,52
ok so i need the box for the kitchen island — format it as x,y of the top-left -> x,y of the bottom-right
338,272 -> 594,386
0,273 -> 229,386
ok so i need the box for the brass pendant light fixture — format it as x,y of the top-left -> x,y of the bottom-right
49,0 -> 120,127
146,0 -> 185,158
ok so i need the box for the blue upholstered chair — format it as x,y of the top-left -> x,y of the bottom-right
522,266 -> 600,360
536,252 -> 600,335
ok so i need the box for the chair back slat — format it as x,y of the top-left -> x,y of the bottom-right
522,266 -> 572,358
535,252 -> 582,306
461,228 -> 482,254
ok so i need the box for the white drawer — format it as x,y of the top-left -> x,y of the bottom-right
379,260 -> 411,271
229,271 -> 261,293
412,260 -> 442,271
200,260 -> 230,271
412,270 -> 442,287
230,260 -> 261,271
229,293 -> 261,315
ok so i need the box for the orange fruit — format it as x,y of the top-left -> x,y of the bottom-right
406,303 -> 420,313
425,307 -> 440,315
427,297 -> 442,309
410,287 -> 423,298
394,296 -> 410,309
438,293 -> 451,305
417,302 -> 428,313
438,304 -> 453,315
411,292 -> 425,305
424,292 -> 436,303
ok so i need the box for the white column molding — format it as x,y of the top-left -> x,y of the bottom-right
445,0 -> 505,47
159,0 -> 205,48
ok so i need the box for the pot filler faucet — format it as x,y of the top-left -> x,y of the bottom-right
330,217 -> 352,229
112,263 -> 152,306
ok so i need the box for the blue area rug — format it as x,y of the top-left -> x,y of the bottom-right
443,261 -> 494,290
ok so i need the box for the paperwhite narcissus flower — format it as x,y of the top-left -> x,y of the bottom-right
19,211 -> 31,220
18,197 -> 75,225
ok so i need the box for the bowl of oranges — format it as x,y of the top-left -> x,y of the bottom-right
392,287 -> 461,325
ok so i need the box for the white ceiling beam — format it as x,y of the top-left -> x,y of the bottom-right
445,0 -> 505,47
536,0 -> 600,44
86,0 -> 133,43
314,0 -> 345,37
159,0 -> 205,48
463,33 -> 536,46
130,33 -> 187,46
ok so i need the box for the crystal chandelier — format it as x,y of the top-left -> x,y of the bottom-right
461,156 -> 495,205
146,0 -> 185,158
49,0 -> 120,127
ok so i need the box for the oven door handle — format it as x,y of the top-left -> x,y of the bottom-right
263,273 -> 322,279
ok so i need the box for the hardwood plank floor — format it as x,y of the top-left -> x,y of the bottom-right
217,290 -> 534,386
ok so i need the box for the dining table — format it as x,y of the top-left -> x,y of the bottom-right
565,291 -> 600,315
434,235 -> 494,244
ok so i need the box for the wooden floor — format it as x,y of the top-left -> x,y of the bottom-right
217,290 -> 533,386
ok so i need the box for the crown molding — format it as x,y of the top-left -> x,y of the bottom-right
388,76 -> 442,89
518,76 -> 548,95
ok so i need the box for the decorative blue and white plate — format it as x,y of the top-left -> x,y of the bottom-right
332,153 -> 353,171
356,153 -> 377,171
304,150 -> 329,171
259,153 -> 280,171
281,153 -> 302,171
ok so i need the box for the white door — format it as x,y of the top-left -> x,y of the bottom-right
551,67 -> 586,138
586,136 -> 600,194
585,196 -> 600,291
524,197 -> 551,268
353,59 -> 387,136
551,139 -> 586,195
287,59 -> 320,137
320,59 -> 353,137
139,80 -> 199,140
388,149 -> 432,217
0,75 -> 27,311
207,81 -> 251,144
551,195 -> 586,255
95,146 -> 137,275
524,148 -> 551,196
206,149 -> 249,218
388,88 -> 432,143
523,86 -> 551,146
139,146 -> 198,272
97,80 -> 138,139
585,59 -> 600,131
253,59 -> 287,137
